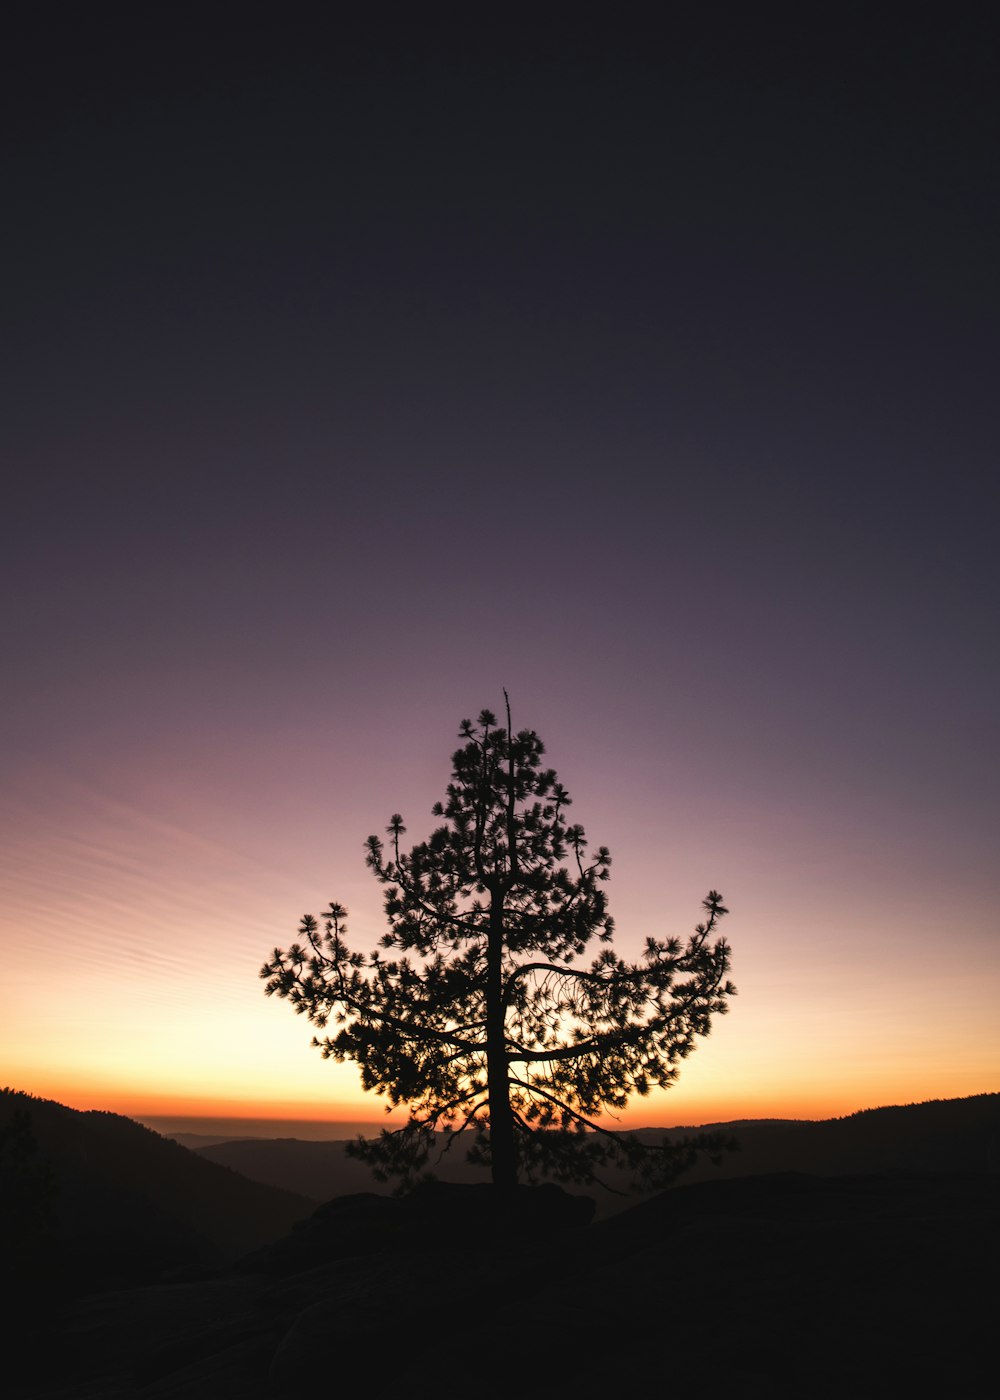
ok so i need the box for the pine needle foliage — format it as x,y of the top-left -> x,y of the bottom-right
261,700 -> 736,1191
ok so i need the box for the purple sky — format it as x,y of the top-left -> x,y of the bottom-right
3,10 -> 997,1125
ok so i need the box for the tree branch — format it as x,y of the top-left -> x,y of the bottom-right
506,1025 -> 646,1064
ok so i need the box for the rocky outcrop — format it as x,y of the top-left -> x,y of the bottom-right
241,1178 -> 596,1275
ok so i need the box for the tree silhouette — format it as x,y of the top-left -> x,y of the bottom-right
261,699 -> 735,1190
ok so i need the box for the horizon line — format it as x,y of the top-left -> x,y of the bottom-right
135,1089 -> 998,1137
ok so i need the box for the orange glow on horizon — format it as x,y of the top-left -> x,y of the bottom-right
12,1065 -> 997,1138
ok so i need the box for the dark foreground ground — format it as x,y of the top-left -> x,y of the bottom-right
9,1170 -> 997,1399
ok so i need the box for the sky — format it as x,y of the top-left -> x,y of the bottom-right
2,8 -> 998,1134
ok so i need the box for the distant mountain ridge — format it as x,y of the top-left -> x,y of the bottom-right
636,1092 -> 1000,1179
189,1092 -> 999,1206
143,1116 -> 391,1145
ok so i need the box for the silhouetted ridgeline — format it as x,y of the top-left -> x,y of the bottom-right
645,1091 -> 1000,1180
0,1089 -> 315,1293
195,1134 -> 401,1201
153,1118 -> 390,1148
185,1092 -> 999,1205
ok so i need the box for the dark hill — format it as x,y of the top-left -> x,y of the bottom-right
641,1091 -> 1000,1179
13,1172 -> 997,1399
196,1133 -> 483,1200
0,1089 -> 316,1295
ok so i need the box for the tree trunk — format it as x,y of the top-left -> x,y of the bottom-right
487,897 -> 517,1191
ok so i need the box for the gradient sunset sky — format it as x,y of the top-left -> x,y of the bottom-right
3,9 -> 997,1133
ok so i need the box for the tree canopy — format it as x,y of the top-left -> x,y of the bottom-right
261,700 -> 735,1190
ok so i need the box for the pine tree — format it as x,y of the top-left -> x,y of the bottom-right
261,699 -> 735,1191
